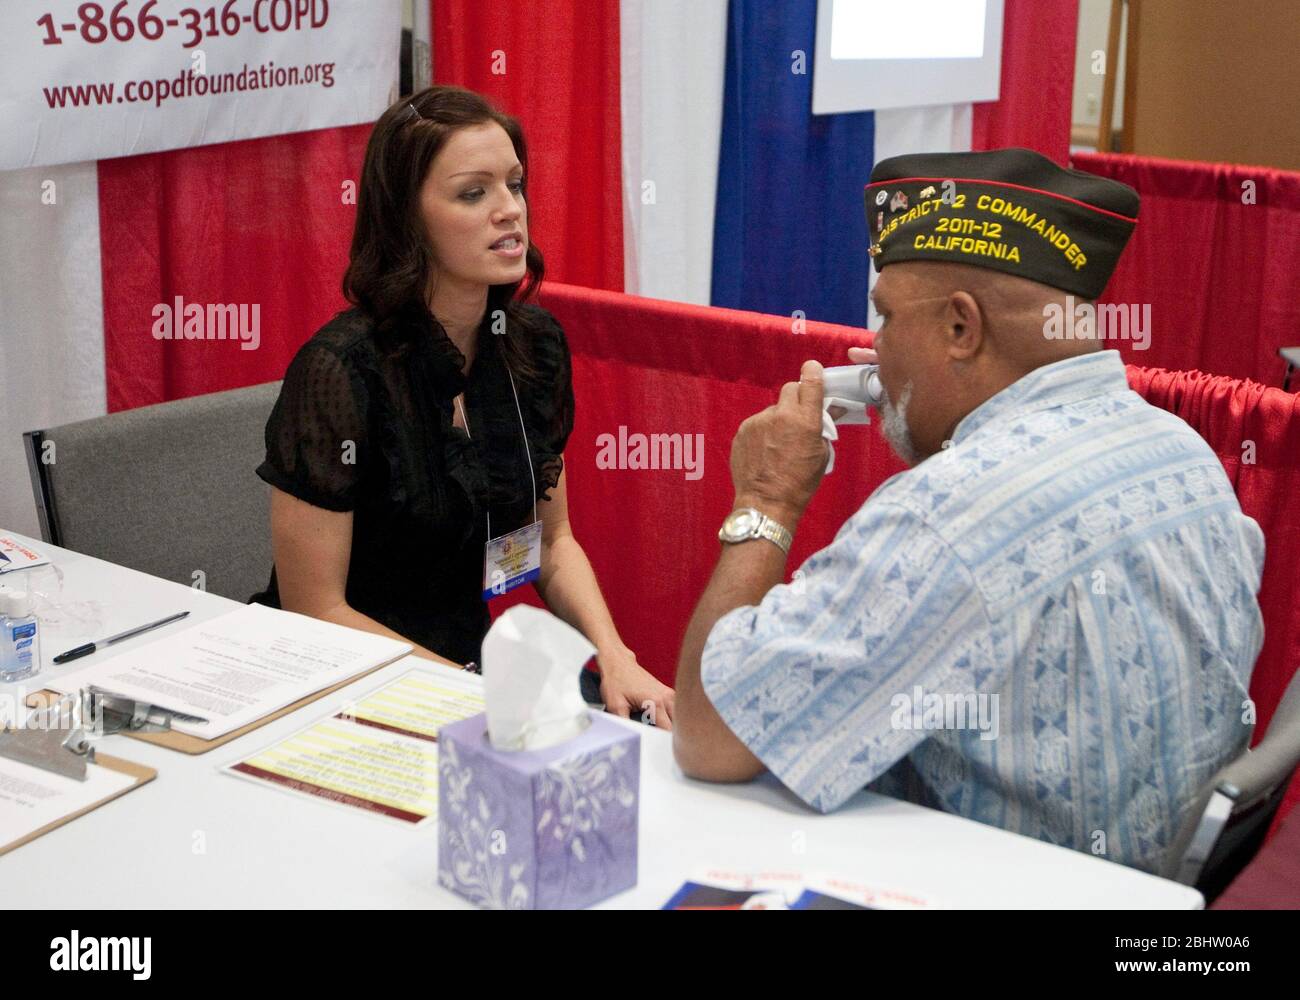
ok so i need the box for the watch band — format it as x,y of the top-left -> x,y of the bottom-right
753,515 -> 793,555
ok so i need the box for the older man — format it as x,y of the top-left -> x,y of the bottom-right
673,148 -> 1265,875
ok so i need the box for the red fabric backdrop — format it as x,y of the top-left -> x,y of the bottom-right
530,282 -> 1300,822
1124,365 -> 1300,751
431,0 -> 624,293
1071,152 -> 1300,384
972,0 -> 1079,164
99,126 -> 370,412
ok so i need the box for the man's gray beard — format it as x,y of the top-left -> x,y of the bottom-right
880,380 -> 922,466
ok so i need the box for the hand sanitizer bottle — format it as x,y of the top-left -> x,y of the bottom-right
0,588 -> 40,682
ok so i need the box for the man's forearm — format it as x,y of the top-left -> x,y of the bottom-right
677,543 -> 786,703
674,499 -> 799,776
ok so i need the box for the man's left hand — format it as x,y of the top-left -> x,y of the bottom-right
729,359 -> 829,526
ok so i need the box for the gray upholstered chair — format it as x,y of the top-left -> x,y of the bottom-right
23,381 -> 281,603
1164,667 -> 1300,901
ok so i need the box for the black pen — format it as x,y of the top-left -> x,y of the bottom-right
52,611 -> 192,665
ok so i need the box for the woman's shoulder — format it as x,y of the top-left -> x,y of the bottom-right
273,308 -> 383,418
277,309 -> 388,396
512,303 -> 569,371
291,307 -> 378,367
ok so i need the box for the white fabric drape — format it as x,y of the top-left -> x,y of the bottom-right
0,161 -> 107,536
620,0 -> 729,305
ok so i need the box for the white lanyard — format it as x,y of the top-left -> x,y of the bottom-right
454,360 -> 538,541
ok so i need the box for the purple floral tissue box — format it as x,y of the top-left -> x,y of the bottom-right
438,711 -> 640,909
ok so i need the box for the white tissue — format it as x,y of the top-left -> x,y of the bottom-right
820,398 -> 871,474
482,605 -> 596,751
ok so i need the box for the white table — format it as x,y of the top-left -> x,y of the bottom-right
0,533 -> 1203,908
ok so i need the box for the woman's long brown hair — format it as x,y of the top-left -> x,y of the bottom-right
343,85 -> 545,379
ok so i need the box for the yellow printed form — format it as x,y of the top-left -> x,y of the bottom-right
341,672 -> 485,741
224,667 -> 485,825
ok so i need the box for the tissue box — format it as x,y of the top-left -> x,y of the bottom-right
437,710 -> 640,909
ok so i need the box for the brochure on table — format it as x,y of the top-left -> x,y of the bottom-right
222,666 -> 485,826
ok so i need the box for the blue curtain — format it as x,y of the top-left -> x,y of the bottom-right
710,0 -> 875,328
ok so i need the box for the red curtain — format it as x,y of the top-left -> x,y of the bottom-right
1125,366 -> 1300,745
99,125 -> 370,411
431,0 -> 623,293
1073,152 -> 1300,384
534,282 -> 1300,822
972,0 -> 1079,164
1127,363 -> 1300,826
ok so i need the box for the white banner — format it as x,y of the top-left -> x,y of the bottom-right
0,0 -> 401,171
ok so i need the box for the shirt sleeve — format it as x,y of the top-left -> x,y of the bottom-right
700,500 -> 997,813
522,306 -> 575,500
256,342 -> 368,512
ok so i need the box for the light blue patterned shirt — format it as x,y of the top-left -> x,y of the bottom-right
701,351 -> 1264,874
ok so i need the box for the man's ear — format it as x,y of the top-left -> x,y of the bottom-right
944,291 -> 983,361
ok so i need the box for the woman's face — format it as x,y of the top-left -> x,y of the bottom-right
419,121 -> 528,291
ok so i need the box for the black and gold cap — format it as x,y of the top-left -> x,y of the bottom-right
866,147 -> 1139,299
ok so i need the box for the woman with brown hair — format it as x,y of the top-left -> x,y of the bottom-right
253,85 -> 673,726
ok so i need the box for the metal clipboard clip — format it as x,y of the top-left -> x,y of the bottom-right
0,695 -> 95,781
81,685 -> 208,736
0,687 -> 207,781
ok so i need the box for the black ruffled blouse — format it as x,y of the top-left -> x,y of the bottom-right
253,303 -> 574,664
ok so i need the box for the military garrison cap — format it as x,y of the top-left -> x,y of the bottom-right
866,148 -> 1139,299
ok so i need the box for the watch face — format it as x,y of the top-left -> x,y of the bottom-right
723,509 -> 758,541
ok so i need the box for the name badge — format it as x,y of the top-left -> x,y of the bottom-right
483,520 -> 543,600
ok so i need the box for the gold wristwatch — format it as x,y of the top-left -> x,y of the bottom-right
718,507 -> 793,555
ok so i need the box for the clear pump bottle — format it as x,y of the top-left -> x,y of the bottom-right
0,588 -> 41,683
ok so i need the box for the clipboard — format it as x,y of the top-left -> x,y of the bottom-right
2,754 -> 154,856
27,655 -> 404,755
